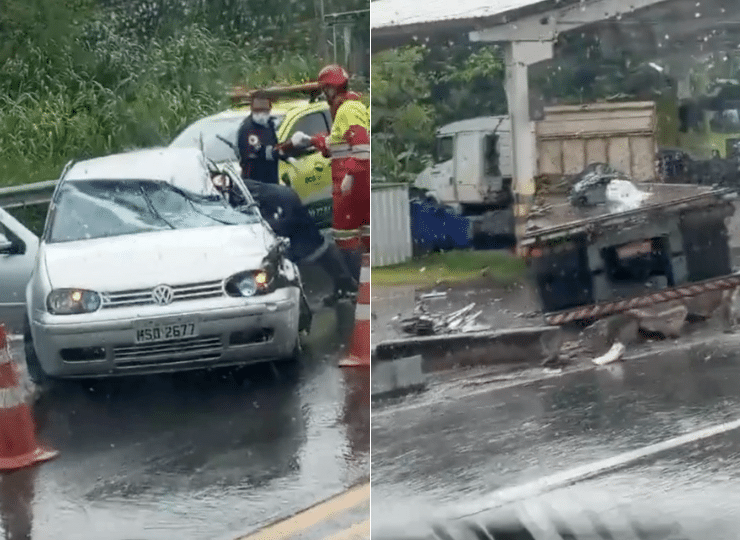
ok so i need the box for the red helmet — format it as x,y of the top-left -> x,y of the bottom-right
317,64 -> 349,89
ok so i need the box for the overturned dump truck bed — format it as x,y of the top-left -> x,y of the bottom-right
522,184 -> 740,325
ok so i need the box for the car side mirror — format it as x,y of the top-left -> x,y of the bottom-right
0,234 -> 15,254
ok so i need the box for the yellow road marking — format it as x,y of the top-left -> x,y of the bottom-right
322,519 -> 370,540
235,482 -> 370,540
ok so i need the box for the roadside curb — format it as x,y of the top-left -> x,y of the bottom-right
371,354 -> 425,400
372,326 -> 563,372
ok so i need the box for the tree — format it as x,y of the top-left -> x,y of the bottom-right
371,46 -> 435,182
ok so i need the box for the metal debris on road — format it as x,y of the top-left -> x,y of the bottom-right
419,291 -> 448,300
398,302 -> 490,336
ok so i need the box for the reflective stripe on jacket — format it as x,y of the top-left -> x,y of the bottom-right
328,143 -> 370,160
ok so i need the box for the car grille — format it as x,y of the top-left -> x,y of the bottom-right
113,336 -> 222,367
101,280 -> 224,309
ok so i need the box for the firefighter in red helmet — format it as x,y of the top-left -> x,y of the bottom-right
308,65 -> 370,261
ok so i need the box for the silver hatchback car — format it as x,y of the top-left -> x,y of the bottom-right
11,147 -> 307,381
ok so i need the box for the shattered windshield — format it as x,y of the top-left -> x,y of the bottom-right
47,179 -> 258,243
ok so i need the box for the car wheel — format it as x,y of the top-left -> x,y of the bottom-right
23,316 -> 49,385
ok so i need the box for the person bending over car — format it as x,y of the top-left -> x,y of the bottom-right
236,93 -> 357,305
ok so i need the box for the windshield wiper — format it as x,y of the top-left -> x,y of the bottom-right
139,185 -> 176,229
216,134 -> 240,160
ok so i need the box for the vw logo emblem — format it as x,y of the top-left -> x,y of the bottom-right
152,285 -> 174,306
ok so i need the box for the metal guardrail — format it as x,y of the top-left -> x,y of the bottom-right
0,180 -> 57,209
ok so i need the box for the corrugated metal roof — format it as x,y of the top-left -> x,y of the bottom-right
371,0 -> 546,29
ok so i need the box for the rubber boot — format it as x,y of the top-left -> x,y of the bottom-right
317,243 -> 358,306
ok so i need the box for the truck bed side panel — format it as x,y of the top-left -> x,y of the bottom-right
631,136 -> 656,181
563,139 -> 587,175
538,140 -> 562,175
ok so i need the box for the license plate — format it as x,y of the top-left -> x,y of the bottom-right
616,240 -> 652,259
135,320 -> 199,344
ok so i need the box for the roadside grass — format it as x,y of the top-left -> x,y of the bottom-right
372,250 -> 527,287
0,10 -> 333,189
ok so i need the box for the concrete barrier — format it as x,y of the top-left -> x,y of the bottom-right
373,326 -> 563,372
371,355 -> 425,399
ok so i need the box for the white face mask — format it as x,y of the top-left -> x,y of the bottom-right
252,112 -> 270,125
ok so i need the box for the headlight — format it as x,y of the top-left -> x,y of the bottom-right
236,274 -> 257,297
47,289 -> 101,315
226,268 -> 275,297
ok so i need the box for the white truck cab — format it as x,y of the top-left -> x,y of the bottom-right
415,115 -> 513,210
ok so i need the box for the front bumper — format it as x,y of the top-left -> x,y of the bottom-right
30,287 -> 301,378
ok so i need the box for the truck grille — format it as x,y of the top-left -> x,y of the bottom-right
101,280 -> 224,309
113,336 -> 222,367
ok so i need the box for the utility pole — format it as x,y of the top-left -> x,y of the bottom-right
324,8 -> 369,72
316,0 -> 329,61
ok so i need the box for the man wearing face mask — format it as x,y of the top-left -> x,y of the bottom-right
236,93 -> 358,305
237,94 -> 285,184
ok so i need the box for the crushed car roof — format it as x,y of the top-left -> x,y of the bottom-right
63,147 -> 216,196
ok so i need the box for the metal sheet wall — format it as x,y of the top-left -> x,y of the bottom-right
371,183 -> 412,266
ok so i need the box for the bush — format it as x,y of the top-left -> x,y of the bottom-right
0,2 -> 329,187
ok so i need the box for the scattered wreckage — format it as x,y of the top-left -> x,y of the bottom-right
394,163 -> 739,368
396,302 -> 489,336
524,163 -> 740,334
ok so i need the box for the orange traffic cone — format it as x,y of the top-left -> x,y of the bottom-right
339,253 -> 370,367
0,326 -> 58,471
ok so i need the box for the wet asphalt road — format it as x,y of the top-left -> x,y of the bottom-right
371,337 -> 740,537
0,267 -> 369,540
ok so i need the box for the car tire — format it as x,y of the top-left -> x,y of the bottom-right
23,316 -> 49,386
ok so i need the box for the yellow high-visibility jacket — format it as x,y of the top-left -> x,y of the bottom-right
329,100 -> 370,145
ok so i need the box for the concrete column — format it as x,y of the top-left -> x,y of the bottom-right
503,41 -> 553,252
676,72 -> 693,101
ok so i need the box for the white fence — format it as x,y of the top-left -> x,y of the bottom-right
371,183 -> 412,267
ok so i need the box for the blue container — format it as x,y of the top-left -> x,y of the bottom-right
410,199 -> 471,253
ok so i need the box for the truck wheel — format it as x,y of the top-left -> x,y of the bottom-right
23,316 -> 48,385
535,247 -> 594,313
682,217 -> 732,280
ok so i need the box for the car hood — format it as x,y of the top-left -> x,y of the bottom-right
42,225 -> 275,291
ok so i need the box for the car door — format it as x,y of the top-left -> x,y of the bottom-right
277,107 -> 333,229
0,207 -> 39,333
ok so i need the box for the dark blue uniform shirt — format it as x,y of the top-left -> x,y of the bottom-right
237,116 -> 280,184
